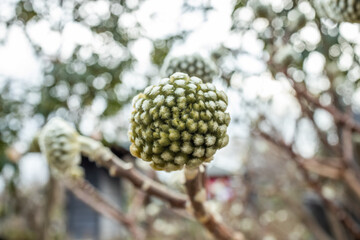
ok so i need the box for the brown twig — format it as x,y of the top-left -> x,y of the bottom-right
257,130 -> 360,238
259,131 -> 342,180
290,81 -> 360,200
78,137 -> 247,239
301,158 -> 343,180
41,175 -> 64,240
288,75 -> 360,134
342,118 -> 354,168
268,51 -> 360,134
128,163 -> 154,219
340,118 -> 360,199
79,136 -> 188,208
184,166 -> 246,240
297,96 -> 341,155
63,177 -> 144,240
264,25 -> 360,238
278,71 -> 360,200
128,190 -> 147,221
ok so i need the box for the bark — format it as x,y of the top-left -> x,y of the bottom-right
184,166 -> 246,240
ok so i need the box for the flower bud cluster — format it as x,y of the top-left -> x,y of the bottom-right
162,55 -> 218,83
39,118 -> 81,174
129,72 -> 230,171
313,0 -> 360,23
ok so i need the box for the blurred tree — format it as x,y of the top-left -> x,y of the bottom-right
2,0 -> 360,239
210,0 -> 360,239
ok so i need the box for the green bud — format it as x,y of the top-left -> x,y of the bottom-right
162,54 -> 218,83
39,118 -> 81,175
128,72 -> 231,171
312,0 -> 360,23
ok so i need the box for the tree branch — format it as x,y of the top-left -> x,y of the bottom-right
259,131 -> 342,180
257,130 -> 360,237
340,121 -> 360,199
62,177 -> 144,240
297,96 -> 341,155
78,136 -> 188,209
184,166 -> 246,240
287,75 -> 360,134
301,158 -> 343,180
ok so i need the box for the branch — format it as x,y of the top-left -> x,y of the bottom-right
288,76 -> 360,134
342,122 -> 354,167
78,136 -> 188,208
301,158 -> 343,180
257,130 -> 360,237
297,96 -> 341,155
259,131 -> 342,180
268,54 -> 360,134
128,190 -> 147,220
260,129 -> 360,198
340,122 -> 360,199
184,166 -> 246,240
62,177 -> 144,240
41,175 -> 64,240
270,57 -> 360,201
343,170 -> 360,201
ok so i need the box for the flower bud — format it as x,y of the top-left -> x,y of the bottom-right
129,72 -> 230,171
39,118 -> 81,175
162,54 -> 218,83
312,0 -> 360,23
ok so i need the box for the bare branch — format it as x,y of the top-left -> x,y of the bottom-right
184,166 -> 246,240
79,136 -> 188,208
63,177 -> 144,240
128,190 -> 147,221
258,131 -> 342,180
257,130 -> 360,237
297,96 -> 341,155
342,123 -> 354,167
301,159 -> 342,180
339,118 -> 360,199
288,77 -> 360,134
343,171 -> 360,201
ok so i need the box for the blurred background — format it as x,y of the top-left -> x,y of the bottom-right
1,0 -> 360,239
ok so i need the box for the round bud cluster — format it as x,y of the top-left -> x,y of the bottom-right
128,72 -> 230,172
39,118 -> 81,174
312,0 -> 360,23
162,54 -> 218,83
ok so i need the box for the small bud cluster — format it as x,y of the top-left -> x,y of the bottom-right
128,72 -> 230,171
162,54 -> 218,83
39,118 -> 81,174
312,0 -> 360,23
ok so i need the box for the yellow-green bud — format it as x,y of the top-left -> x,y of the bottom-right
162,54 -> 218,83
39,118 -> 81,175
312,0 -> 360,23
128,72 -> 231,172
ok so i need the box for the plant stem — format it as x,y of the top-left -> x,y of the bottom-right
63,177 -> 144,240
184,166 -> 246,240
79,136 -> 188,208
